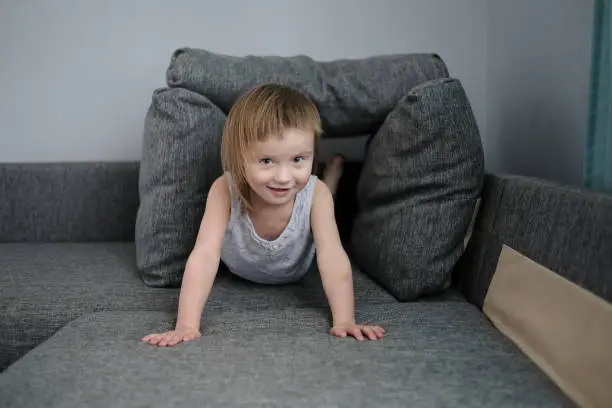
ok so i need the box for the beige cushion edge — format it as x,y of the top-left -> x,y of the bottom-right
483,244 -> 612,408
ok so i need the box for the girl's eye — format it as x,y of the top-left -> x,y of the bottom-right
294,156 -> 305,163
260,158 -> 272,165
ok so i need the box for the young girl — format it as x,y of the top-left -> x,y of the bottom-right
142,83 -> 385,347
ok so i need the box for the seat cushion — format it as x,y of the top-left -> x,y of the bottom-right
0,303 -> 572,407
0,242 -> 406,371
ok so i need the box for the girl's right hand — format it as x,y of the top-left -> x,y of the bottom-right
141,327 -> 201,347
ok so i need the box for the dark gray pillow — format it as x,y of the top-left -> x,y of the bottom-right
165,48 -> 450,136
350,78 -> 485,301
135,48 -> 450,287
135,87 -> 225,287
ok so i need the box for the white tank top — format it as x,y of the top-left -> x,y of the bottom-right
220,173 -> 317,284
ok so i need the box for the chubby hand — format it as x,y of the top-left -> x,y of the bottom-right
330,323 -> 385,341
141,327 -> 201,347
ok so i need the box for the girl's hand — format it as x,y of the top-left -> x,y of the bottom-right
330,323 -> 385,341
141,327 -> 201,347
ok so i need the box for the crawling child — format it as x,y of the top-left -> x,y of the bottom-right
142,83 -> 385,347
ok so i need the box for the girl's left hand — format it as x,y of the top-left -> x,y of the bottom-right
330,323 -> 385,341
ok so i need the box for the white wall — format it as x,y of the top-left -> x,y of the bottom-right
0,0 -> 595,185
486,0 -> 593,184
0,0 -> 487,163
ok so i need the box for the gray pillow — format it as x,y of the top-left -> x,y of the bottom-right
350,78 -> 485,301
136,48 -> 451,288
165,48 -> 450,136
135,87 -> 225,287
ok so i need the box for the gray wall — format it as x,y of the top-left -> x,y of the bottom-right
0,0 -> 595,185
486,0 -> 593,185
0,0 -> 488,163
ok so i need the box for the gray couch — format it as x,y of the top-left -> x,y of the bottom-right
0,162 -> 610,407
1,48 -> 610,407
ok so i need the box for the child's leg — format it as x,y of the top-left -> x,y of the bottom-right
322,154 -> 344,196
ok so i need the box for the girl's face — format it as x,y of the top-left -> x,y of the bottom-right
245,127 -> 315,207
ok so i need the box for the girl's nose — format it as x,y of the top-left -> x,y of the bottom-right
274,166 -> 291,183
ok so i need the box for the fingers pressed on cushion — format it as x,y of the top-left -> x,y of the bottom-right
148,335 -> 163,345
167,335 -> 181,346
349,328 -> 365,341
159,333 -> 174,347
331,328 -> 347,337
363,327 -> 378,340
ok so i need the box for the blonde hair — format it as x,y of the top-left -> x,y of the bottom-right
221,83 -> 323,210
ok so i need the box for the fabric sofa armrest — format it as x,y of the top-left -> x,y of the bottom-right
0,162 -> 140,242
454,173 -> 612,305
452,174 -> 612,408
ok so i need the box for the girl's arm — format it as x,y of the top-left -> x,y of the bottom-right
142,175 -> 230,346
310,180 -> 355,326
175,175 -> 231,331
310,180 -> 385,341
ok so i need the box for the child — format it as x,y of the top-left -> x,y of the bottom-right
142,83 -> 385,347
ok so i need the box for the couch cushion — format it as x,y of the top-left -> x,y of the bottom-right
351,78 -> 484,301
0,304 -> 572,407
0,242 -> 407,371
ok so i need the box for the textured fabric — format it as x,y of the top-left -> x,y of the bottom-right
135,87 -> 225,287
584,0 -> 612,192
0,305 -> 572,408
0,162 -> 139,242
484,245 -> 612,408
454,174 -> 612,308
0,242 -> 409,371
221,174 -> 317,284
166,48 -> 450,137
351,78 -> 484,301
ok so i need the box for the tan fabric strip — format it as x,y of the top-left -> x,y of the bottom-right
483,245 -> 612,408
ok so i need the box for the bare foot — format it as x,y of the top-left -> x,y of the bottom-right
323,154 -> 345,196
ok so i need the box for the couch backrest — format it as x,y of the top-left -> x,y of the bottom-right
0,162 -> 139,242
454,173 -> 612,305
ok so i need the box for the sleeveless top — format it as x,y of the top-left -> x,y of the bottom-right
220,173 -> 318,284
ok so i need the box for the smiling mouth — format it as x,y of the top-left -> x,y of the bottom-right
267,186 -> 291,195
